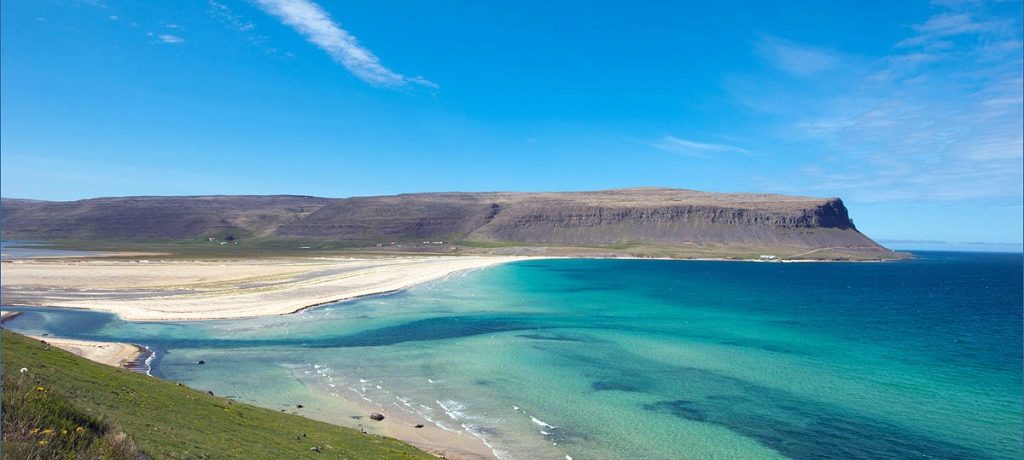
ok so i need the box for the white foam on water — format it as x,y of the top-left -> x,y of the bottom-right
530,416 -> 556,429
430,419 -> 461,433
461,422 -> 513,460
142,346 -> 155,376
436,399 -> 467,421
347,386 -> 375,404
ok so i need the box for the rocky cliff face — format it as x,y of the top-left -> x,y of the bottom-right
470,199 -> 867,247
0,188 -> 888,253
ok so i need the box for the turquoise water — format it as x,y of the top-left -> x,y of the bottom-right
5,252 -> 1022,459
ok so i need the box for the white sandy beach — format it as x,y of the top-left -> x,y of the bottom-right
1,256 -> 525,321
1,255 -> 528,459
27,335 -> 144,369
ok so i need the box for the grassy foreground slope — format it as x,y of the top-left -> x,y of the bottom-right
1,331 -> 433,459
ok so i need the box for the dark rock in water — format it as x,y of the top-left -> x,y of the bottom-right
207,390 -> 214,396
369,413 -> 385,421
414,424 -> 424,428
296,404 -> 304,408
197,360 -> 205,365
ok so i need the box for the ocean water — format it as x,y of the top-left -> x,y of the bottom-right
5,252 -> 1022,459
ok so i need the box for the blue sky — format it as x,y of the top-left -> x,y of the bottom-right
1,0 -> 1022,249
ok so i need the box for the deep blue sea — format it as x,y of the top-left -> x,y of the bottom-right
5,251 -> 1022,459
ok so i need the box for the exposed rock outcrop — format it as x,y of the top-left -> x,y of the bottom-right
0,188 -> 891,256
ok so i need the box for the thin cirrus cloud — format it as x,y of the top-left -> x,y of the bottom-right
648,135 -> 750,158
158,34 -> 184,44
754,35 -> 840,76
251,0 -> 434,88
896,12 -> 1011,48
740,3 -> 1022,204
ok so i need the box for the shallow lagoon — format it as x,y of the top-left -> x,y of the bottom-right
6,252 -> 1022,459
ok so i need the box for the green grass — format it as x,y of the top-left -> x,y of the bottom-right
1,331 -> 434,459
14,238 -> 908,261
2,369 -> 145,459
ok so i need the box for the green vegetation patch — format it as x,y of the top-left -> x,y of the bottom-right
2,368 -> 144,459
1,331 -> 433,459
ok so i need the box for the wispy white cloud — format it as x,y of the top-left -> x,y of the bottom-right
251,0 -> 434,88
158,34 -> 184,44
736,3 -> 1022,205
210,0 -> 256,32
208,0 -> 283,57
755,36 -> 841,76
648,136 -> 749,158
896,12 -> 1012,48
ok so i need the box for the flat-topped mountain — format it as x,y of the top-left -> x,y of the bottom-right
0,188 -> 894,259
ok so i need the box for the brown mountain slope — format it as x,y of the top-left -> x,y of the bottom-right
0,188 -> 892,258
1,195 -> 331,241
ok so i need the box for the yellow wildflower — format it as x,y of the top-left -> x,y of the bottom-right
61,429 -> 68,435
75,427 -> 85,433
37,440 -> 47,446
41,428 -> 54,435
35,386 -> 46,392
29,428 -> 39,434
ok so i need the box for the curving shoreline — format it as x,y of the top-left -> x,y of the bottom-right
1,256 -> 528,321
25,335 -> 147,370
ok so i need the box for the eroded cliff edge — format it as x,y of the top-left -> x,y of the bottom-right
0,188 -> 898,260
